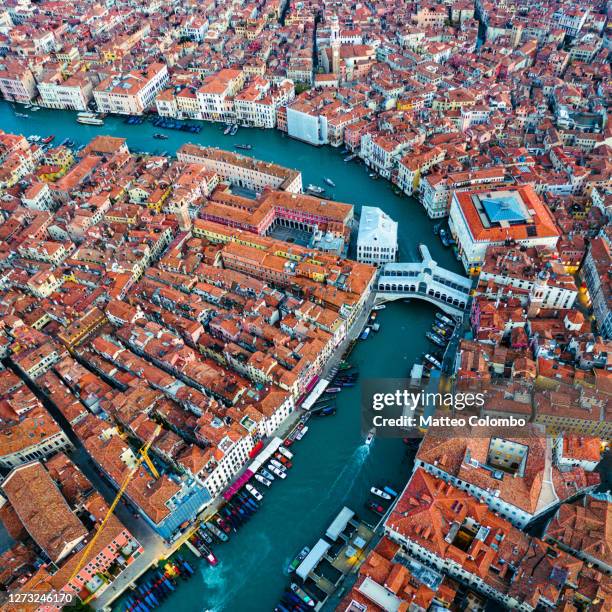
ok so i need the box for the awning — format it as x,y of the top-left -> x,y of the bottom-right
325,506 -> 355,541
296,539 -> 330,580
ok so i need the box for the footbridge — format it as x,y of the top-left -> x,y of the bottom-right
376,245 -> 472,318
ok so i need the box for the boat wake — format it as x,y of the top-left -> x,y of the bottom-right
199,532 -> 273,611
310,445 -> 369,513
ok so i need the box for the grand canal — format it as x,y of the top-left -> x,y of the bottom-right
0,102 -> 464,611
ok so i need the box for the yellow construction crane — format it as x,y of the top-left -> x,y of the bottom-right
68,424 -> 162,588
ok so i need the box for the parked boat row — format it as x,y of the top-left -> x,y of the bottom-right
152,117 -> 202,133
285,413 -> 311,446
124,115 -> 146,125
124,558 -> 194,612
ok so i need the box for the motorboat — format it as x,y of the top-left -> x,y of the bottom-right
234,144 -> 252,150
260,468 -> 275,481
436,312 -> 455,327
290,583 -> 315,607
323,177 -> 336,187
365,429 -> 375,445
306,184 -> 325,195
287,546 -> 310,573
255,473 -> 272,487
270,459 -> 286,471
294,426 -> 308,440
371,487 -> 392,500
268,464 -> 287,479
246,484 -> 263,501
424,353 -> 442,369
277,446 -> 293,460
426,331 -> 446,347
367,501 -> 385,515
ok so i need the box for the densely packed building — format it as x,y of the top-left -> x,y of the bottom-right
0,0 -> 610,609
0,131 -> 376,602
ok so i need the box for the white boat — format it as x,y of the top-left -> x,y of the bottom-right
77,112 -> 104,125
254,473 -> 271,487
295,426 -> 308,440
268,464 -> 287,479
270,459 -> 286,471
360,327 -> 371,340
372,304 -> 386,311
246,484 -> 263,501
424,353 -> 442,369
306,184 -> 325,195
324,177 -> 336,187
371,487 -> 392,500
278,446 -> 293,460
223,124 -> 232,135
15,112 -> 29,118
365,429 -> 375,445
260,468 -> 275,481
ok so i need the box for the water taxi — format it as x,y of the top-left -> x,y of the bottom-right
76,112 -> 104,125
287,546 -> 310,574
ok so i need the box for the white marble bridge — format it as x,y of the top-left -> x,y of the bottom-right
376,245 -> 472,318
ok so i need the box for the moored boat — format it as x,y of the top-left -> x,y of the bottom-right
277,446 -> 293,460
255,473 -> 272,487
424,353 -> 442,369
287,546 -> 310,573
294,426 -> 308,441
290,583 -> 316,607
371,486 -> 392,500
435,312 -> 455,326
306,184 -> 325,195
323,177 -> 336,187
426,331 -> 446,347
245,484 -> 263,501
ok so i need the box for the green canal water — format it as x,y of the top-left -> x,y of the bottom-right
0,102 -> 463,611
